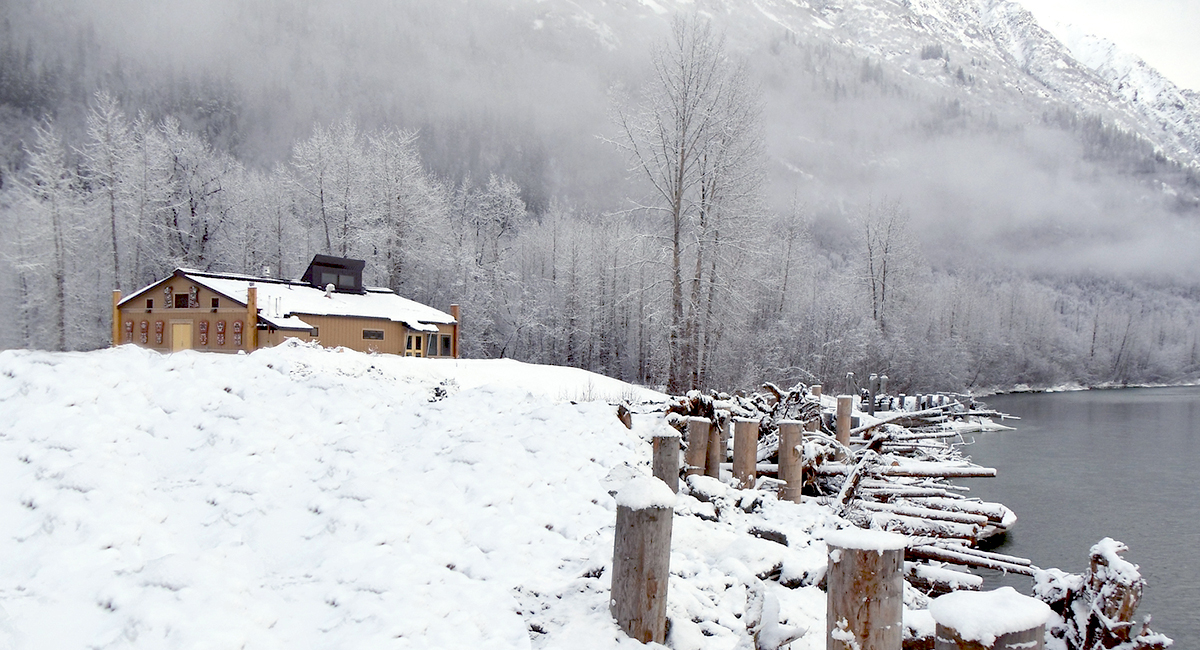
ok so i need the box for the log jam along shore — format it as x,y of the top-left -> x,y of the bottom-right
643,381 -> 1172,650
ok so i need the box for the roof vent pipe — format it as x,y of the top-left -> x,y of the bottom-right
325,283 -> 335,298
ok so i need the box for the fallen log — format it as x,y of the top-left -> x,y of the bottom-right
931,541 -> 1033,567
904,561 -> 983,595
834,451 -> 878,515
859,479 -> 971,497
908,497 -> 1008,525
849,406 -> 953,436
815,462 -> 997,478
858,500 -> 990,527
852,511 -> 980,542
907,544 -> 1037,576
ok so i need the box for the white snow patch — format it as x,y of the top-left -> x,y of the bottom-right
616,476 -> 676,510
928,586 -> 1050,645
824,528 -> 907,552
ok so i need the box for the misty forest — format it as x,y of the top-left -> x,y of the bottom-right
2,0 -> 1199,394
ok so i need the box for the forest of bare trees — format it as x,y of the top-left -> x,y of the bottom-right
2,7 -> 1198,394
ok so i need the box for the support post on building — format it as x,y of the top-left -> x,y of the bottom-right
247,284 -> 258,350
111,290 -> 122,346
449,304 -> 461,358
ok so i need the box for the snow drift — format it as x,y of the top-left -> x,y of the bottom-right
0,343 -> 836,649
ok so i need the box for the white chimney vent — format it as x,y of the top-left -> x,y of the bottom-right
325,283 -> 335,298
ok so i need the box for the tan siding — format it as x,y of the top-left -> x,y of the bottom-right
117,275 -> 254,353
298,314 -> 407,354
117,273 -> 457,358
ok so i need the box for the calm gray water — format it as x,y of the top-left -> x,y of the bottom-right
957,387 -> 1199,648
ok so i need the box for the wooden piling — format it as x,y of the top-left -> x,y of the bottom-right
732,418 -> 760,489
705,421 -> 722,479
928,587 -> 1049,650
868,374 -> 879,416
826,528 -> 906,650
836,395 -> 853,446
684,417 -> 710,477
652,430 -> 681,493
612,476 -> 675,644
811,384 -> 823,398
778,420 -> 804,503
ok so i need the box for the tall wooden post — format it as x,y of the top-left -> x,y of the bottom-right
836,395 -> 853,446
811,384 -> 823,398
684,417 -> 710,477
778,420 -> 804,503
247,284 -> 258,350
868,374 -> 879,415
879,375 -> 888,400
652,429 -> 681,493
612,476 -> 675,644
928,587 -> 1049,650
732,418 -> 760,489
826,529 -> 906,650
449,304 -> 461,358
705,421 -> 722,479
111,290 -> 122,346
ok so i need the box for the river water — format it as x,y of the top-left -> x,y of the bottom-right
956,386 -> 1199,648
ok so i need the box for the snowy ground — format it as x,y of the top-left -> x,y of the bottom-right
1,342 -> 863,649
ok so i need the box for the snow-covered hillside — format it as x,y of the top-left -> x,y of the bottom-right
531,0 -> 1200,165
0,343 -> 856,649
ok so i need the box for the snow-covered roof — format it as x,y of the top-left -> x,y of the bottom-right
119,269 -> 455,332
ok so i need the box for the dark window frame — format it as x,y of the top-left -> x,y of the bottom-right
363,329 -> 385,340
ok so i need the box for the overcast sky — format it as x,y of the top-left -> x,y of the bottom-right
1018,0 -> 1200,91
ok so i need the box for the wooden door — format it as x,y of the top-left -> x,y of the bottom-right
171,322 -> 193,351
405,334 -> 424,357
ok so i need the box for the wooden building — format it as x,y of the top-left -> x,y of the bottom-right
111,255 -> 459,357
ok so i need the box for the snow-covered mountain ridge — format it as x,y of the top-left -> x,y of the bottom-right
535,0 -> 1200,167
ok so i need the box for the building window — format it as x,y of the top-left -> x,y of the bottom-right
363,329 -> 384,340
442,335 -> 452,357
146,299 -> 153,309
310,327 -> 319,337
174,293 -> 189,309
428,335 -> 438,356
211,297 -> 219,309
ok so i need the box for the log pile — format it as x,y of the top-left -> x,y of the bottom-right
662,382 -> 1030,598
654,383 -> 1171,649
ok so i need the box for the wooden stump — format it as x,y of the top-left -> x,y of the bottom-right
826,529 -> 906,650
652,430 -> 681,493
684,417 -> 710,477
929,587 -> 1049,650
705,420 -> 722,479
732,418 -> 760,489
836,395 -> 853,446
777,420 -> 804,503
612,477 -> 676,644
811,384 -> 823,398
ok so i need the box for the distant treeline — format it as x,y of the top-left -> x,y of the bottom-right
2,3 -> 1199,392
2,98 -> 1197,392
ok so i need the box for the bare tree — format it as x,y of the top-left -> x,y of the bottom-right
859,201 -> 917,334
613,13 -> 764,393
